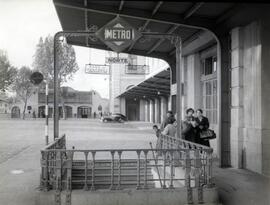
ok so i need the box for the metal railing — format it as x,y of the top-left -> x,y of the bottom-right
40,134 -> 66,191
40,135 -> 213,190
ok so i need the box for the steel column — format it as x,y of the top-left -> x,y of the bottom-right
53,33 -> 60,140
45,82 -> 49,145
175,40 -> 183,138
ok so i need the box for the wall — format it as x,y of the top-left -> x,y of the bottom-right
261,19 -> 270,176
230,21 -> 270,175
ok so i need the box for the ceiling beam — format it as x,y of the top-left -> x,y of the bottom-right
132,87 -> 168,95
128,1 -> 163,51
151,76 -> 170,80
147,25 -> 179,54
128,90 -> 168,98
54,2 -> 215,30
142,81 -> 170,88
137,84 -> 170,92
216,3 -> 241,24
118,0 -> 124,12
184,2 -> 204,19
168,30 -> 202,56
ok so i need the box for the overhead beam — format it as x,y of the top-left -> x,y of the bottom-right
128,1 -> 163,51
118,0 -> 125,12
142,81 -> 170,88
128,90 -> 168,98
184,2 -> 204,19
132,88 -> 168,95
147,25 -> 179,54
151,76 -> 170,80
54,2 -> 215,30
137,84 -> 170,92
168,30 -> 202,56
216,3 -> 241,24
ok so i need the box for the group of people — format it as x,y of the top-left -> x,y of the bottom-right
153,108 -> 211,147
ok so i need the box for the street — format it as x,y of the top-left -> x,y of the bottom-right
0,119 -> 156,205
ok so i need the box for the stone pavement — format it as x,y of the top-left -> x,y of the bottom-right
0,119 -> 269,205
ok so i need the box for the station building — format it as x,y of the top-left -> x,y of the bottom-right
107,51 -> 168,120
11,87 -> 109,119
53,1 -> 270,177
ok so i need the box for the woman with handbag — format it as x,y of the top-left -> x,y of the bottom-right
194,109 -> 210,147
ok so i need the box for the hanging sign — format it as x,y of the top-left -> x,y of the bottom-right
105,57 -> 128,64
95,16 -> 142,53
85,64 -> 109,74
125,65 -> 150,74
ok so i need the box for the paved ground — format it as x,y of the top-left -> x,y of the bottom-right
0,119 -> 156,205
0,119 -> 269,205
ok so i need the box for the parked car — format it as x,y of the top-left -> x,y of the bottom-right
101,113 -> 127,123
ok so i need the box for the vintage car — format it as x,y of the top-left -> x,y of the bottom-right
101,113 -> 127,123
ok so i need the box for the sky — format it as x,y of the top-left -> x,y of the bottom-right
0,0 -> 109,98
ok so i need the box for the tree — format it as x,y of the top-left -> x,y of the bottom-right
0,50 -> 17,92
32,36 -> 79,119
12,66 -> 35,119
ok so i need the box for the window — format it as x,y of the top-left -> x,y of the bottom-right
202,79 -> 217,124
202,56 -> 217,76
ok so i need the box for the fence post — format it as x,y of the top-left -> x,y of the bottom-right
110,151 -> 115,190
143,150 -> 148,189
66,150 -> 73,205
195,149 -> 203,203
83,151 -> 89,191
185,150 -> 193,204
90,151 -> 96,191
136,150 -> 141,189
117,151 -> 122,190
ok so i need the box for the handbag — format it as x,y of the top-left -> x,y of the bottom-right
200,129 -> 216,140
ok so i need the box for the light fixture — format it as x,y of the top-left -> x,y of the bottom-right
157,91 -> 161,95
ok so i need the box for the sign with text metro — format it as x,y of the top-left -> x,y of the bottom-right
95,16 -> 142,53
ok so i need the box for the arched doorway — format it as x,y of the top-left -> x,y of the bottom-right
65,106 -> 73,118
38,106 -> 53,118
126,98 -> 140,121
11,106 -> 20,118
77,106 -> 91,118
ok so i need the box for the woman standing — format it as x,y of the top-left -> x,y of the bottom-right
194,109 -> 210,147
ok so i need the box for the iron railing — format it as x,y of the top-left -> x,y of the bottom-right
40,134 -> 66,191
40,134 -> 213,192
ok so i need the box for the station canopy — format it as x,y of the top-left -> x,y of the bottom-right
118,69 -> 170,99
53,1 -> 270,99
53,1 -> 259,61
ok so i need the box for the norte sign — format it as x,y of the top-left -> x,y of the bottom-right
95,16 -> 142,53
105,57 -> 128,64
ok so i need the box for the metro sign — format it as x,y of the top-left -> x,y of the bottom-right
95,16 -> 142,53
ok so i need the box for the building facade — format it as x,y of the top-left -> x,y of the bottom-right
10,87 -> 109,119
107,51 -> 168,120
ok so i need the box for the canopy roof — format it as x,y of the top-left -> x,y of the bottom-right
53,1 -> 270,62
118,69 -> 170,99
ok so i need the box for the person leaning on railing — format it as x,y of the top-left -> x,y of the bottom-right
181,108 -> 198,143
160,110 -> 174,131
194,109 -> 210,147
153,125 -> 162,156
161,117 -> 176,137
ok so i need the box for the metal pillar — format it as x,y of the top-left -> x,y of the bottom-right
175,40 -> 182,138
53,33 -> 60,140
52,31 -> 182,139
45,81 -> 49,145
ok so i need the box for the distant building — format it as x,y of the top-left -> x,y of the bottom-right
0,92 -> 11,118
107,52 -> 168,119
10,86 -> 109,119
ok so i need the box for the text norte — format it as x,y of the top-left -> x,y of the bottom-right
104,29 -> 134,41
